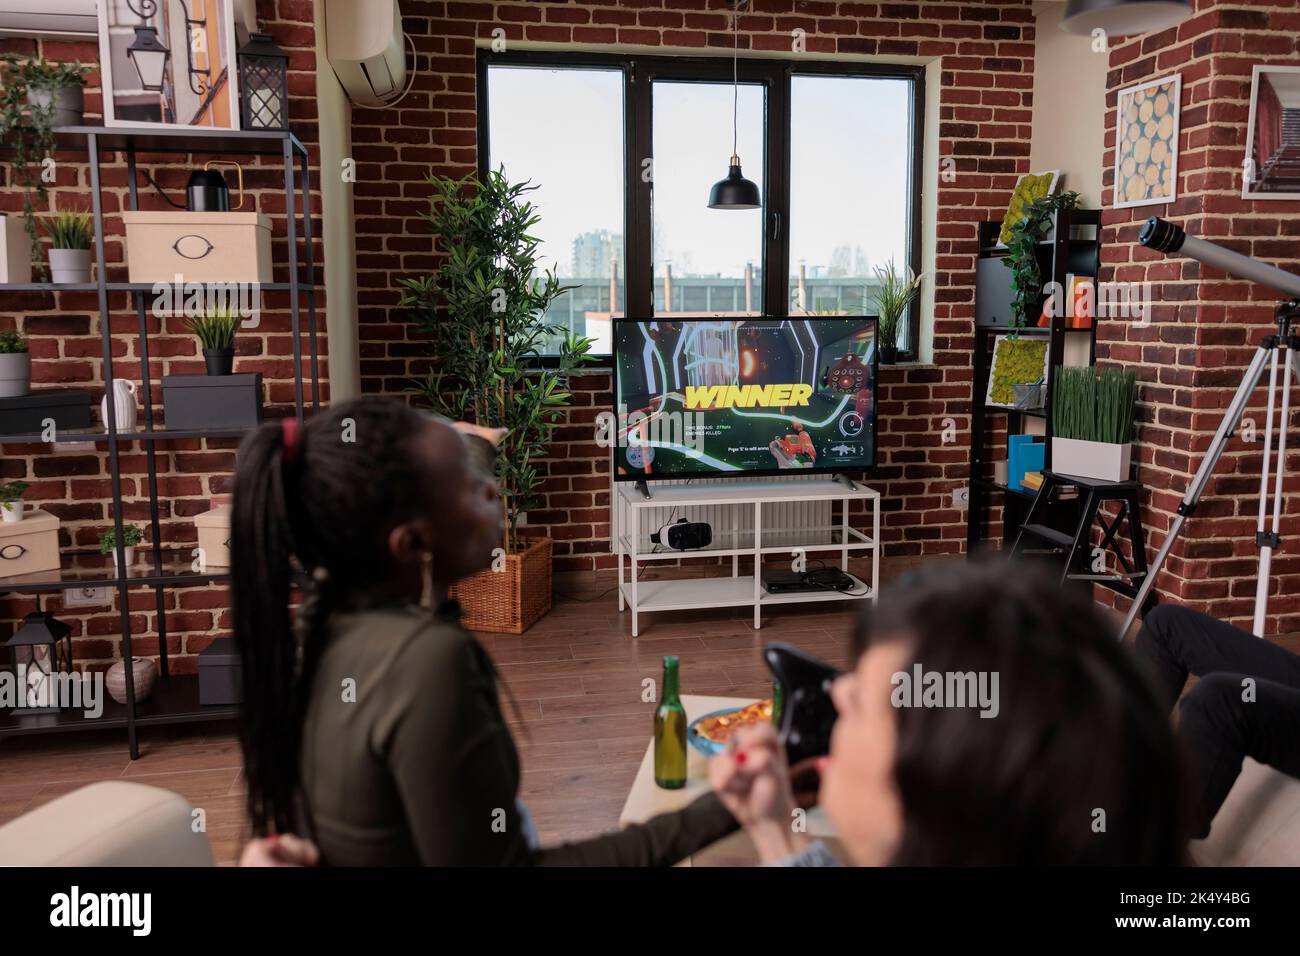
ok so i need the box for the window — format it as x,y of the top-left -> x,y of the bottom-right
479,54 -> 923,360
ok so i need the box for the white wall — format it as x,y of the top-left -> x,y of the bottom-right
1029,1 -> 1109,209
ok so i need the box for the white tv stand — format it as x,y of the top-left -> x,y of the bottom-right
615,477 -> 880,637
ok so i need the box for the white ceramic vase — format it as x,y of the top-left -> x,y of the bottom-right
100,379 -> 138,433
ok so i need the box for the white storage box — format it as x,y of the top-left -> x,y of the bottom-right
1051,437 -> 1133,483
0,509 -> 61,577
194,505 -> 231,569
122,211 -> 272,284
1,212 -> 33,284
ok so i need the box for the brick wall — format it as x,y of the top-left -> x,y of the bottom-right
0,0 -> 325,671
352,0 -> 1041,573
1097,0 -> 1300,635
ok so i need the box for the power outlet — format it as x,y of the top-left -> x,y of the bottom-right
952,486 -> 970,510
63,586 -> 114,608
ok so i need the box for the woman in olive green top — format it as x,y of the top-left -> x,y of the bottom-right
230,397 -> 737,865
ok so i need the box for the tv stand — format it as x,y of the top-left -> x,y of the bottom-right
633,480 -> 652,501
615,477 -> 880,637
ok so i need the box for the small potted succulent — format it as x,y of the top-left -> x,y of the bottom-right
43,211 -> 93,284
0,329 -> 30,398
871,259 -> 924,365
100,524 -> 144,571
188,306 -> 238,375
0,480 -> 29,524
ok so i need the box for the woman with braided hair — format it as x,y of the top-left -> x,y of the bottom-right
231,396 -> 738,865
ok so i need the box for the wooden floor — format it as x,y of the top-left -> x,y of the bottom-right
5,554 -> 1296,865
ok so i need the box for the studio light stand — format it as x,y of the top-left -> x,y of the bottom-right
1121,218 -> 1300,638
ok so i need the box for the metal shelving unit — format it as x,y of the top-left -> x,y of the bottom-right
0,125 -> 321,757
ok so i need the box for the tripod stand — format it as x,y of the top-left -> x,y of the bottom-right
1121,300 -> 1300,638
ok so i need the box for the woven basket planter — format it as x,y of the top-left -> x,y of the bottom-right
451,536 -> 553,634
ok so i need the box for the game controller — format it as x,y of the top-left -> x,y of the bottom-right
765,642 -> 841,764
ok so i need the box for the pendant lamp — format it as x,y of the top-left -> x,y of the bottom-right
708,2 -> 761,210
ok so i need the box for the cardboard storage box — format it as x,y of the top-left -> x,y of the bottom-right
0,389 -> 92,436
161,373 -> 263,430
198,637 -> 241,706
194,505 -> 231,569
0,510 -> 61,578
122,211 -> 272,284
1,212 -> 33,284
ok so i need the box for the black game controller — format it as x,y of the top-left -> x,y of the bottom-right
765,642 -> 841,765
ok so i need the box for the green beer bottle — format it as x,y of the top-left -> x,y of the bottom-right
654,655 -> 687,789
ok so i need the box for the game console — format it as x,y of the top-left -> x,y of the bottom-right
649,518 -> 712,551
761,566 -> 858,594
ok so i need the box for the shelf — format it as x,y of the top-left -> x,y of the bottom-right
984,403 -> 1046,418
0,674 -> 237,738
0,550 -> 230,594
0,424 -> 252,446
0,124 -> 309,158
0,281 -> 316,293
618,526 -> 876,562
973,478 -> 1038,499
976,325 -> 1095,336
618,573 -> 872,613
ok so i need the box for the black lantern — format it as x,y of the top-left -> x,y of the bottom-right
238,32 -> 289,131
5,611 -> 73,714
126,24 -> 171,93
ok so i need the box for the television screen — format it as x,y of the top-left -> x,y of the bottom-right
612,317 -> 878,481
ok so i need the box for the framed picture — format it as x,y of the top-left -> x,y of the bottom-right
985,335 -> 1049,409
97,0 -> 241,130
1242,65 -> 1300,200
997,170 -> 1061,246
1113,74 -> 1181,209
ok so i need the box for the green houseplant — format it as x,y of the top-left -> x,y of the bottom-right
1003,189 -> 1080,330
1,480 -> 29,524
0,329 -> 30,398
1051,365 -> 1138,482
871,259 -> 924,364
188,305 -> 239,375
398,166 -> 594,633
42,210 -> 93,284
0,55 -> 90,277
100,523 -> 145,571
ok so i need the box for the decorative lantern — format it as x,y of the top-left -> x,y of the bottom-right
126,24 -> 171,93
5,610 -> 73,714
238,32 -> 289,131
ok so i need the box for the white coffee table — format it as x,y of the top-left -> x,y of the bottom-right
619,694 -> 838,866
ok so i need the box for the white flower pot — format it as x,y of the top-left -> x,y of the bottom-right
48,248 -> 91,284
1051,437 -> 1133,483
2,502 -> 28,523
27,85 -> 84,127
112,546 -> 135,571
0,350 -> 30,398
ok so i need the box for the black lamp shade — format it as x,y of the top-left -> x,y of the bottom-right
238,32 -> 289,130
126,25 -> 170,93
1061,0 -> 1192,36
708,160 -> 762,210
7,611 -> 72,650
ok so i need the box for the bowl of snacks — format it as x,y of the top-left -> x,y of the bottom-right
687,698 -> 774,756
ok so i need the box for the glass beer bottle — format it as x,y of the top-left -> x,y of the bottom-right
654,655 -> 687,789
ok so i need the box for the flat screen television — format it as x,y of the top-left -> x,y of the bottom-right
612,317 -> 878,481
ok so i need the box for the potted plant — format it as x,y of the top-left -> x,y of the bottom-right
399,166 -> 594,634
43,211 -> 93,284
0,329 -> 30,398
100,524 -> 145,571
1051,365 -> 1138,482
1003,190 -> 1080,329
0,480 -> 29,524
188,306 -> 239,375
0,55 -> 90,278
871,259 -> 924,365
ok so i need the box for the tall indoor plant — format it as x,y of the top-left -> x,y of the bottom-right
871,259 -> 924,364
1051,365 -> 1138,482
399,166 -> 593,633
0,55 -> 89,278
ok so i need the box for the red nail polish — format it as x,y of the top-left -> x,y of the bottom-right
735,751 -> 748,766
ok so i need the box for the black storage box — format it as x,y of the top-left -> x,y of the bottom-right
162,373 -> 263,430
198,637 -> 242,706
0,388 -> 93,435
975,256 -> 1018,327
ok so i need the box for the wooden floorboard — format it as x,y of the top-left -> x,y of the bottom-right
4,553 -> 1296,865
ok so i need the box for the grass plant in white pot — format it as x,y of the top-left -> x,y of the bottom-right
1051,365 -> 1137,482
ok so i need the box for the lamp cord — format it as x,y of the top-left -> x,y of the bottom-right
732,3 -> 739,158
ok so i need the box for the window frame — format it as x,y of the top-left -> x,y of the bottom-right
476,50 -> 926,364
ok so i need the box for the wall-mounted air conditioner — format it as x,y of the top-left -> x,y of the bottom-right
0,0 -> 98,39
323,0 -> 409,108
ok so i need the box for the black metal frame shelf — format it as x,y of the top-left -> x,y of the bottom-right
966,207 -> 1102,554
0,125 -> 320,756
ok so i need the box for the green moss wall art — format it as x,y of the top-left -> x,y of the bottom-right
986,336 -> 1049,407
998,170 -> 1061,245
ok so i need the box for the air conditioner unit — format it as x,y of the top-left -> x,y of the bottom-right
0,0 -> 97,38
324,0 -> 408,108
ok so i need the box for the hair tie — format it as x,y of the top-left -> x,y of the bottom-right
282,418 -> 303,465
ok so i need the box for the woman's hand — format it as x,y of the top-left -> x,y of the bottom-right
708,722 -> 810,863
239,833 -> 320,867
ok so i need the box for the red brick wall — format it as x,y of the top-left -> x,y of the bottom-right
1097,0 -> 1300,635
0,0 -> 325,671
353,0 -> 1041,572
